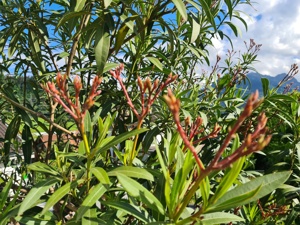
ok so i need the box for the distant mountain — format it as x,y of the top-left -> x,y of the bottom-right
239,73 -> 300,95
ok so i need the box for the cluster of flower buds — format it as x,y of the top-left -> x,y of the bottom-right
258,200 -> 288,220
208,90 -> 271,170
165,89 -> 271,172
164,89 -> 205,170
110,65 -> 177,124
277,63 -> 299,89
44,72 -> 102,125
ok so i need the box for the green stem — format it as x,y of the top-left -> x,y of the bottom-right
80,122 -> 91,192
0,91 -> 72,135
173,170 -> 209,222
128,120 -> 143,165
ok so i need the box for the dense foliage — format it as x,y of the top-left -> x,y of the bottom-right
1,0 -> 300,224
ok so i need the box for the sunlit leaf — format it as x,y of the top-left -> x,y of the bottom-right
147,57 -> 163,71
117,174 -> 164,215
91,167 -> 110,185
76,183 -> 107,221
201,212 -> 244,224
95,24 -> 110,74
41,180 -> 84,215
172,0 -> 188,21
104,201 -> 149,223
206,171 -> 291,212
19,178 -> 60,216
108,166 -> 154,181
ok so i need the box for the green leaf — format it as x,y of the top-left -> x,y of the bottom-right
4,114 -> 21,156
0,177 -> 13,211
108,166 -> 154,181
41,180 -> 84,215
0,204 -> 20,225
201,212 -> 244,224
172,0 -> 188,21
29,30 -> 46,73
8,25 -> 25,58
27,162 -> 61,176
191,18 -> 201,43
224,0 -> 233,18
114,23 -> 130,55
82,208 -> 98,225
296,141 -> 300,164
58,51 -> 70,59
147,57 -> 163,71
22,124 -> 33,164
18,217 -> 56,225
170,168 -> 183,212
84,110 -> 92,145
117,174 -> 164,215
142,127 -> 160,153
91,167 -> 110,185
74,0 -> 86,11
206,171 -> 291,212
103,63 -> 119,73
95,23 -> 110,74
92,128 -> 148,155
210,137 -> 245,205
76,183 -> 107,222
261,78 -> 269,97
18,178 -> 59,215
199,0 -> 216,31
225,21 -> 242,37
104,0 -> 112,8
104,201 -> 149,223
200,176 -> 210,209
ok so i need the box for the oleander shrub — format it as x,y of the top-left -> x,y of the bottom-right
0,0 -> 299,224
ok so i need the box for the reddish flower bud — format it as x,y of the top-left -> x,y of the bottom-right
153,79 -> 159,90
185,117 -> 191,127
145,77 -> 152,91
47,82 -> 60,95
137,76 -> 143,90
73,76 -> 82,97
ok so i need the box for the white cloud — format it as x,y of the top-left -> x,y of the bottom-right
206,0 -> 300,80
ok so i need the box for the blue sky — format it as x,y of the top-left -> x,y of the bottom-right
1,0 -> 299,80
205,0 -> 300,79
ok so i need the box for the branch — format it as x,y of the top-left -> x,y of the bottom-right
0,91 -> 72,135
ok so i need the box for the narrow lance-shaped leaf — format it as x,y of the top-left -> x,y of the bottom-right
8,25 -> 25,58
191,18 -> 201,43
18,178 -> 60,215
22,124 -> 33,164
199,0 -> 217,31
114,23 -> 130,55
41,179 -> 84,215
261,78 -> 269,97
104,201 -> 149,223
108,166 -> 154,181
201,212 -> 244,225
205,171 -> 291,213
0,177 -> 13,211
117,174 -> 165,215
82,208 -> 98,225
91,167 -> 110,185
172,0 -> 188,21
76,183 -> 107,222
27,162 -> 61,176
104,0 -> 112,8
95,23 -> 110,74
4,115 -> 21,156
92,128 -> 148,155
147,57 -> 163,71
